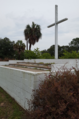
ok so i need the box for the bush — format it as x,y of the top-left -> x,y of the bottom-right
19,52 -> 25,60
33,48 -> 42,59
28,69 -> 79,119
60,50 -> 79,59
24,50 -> 37,59
41,53 -> 52,59
24,48 -> 54,59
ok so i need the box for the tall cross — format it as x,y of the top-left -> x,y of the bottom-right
47,5 -> 68,59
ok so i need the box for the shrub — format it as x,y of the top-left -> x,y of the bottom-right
60,50 -> 79,59
24,50 -> 37,59
28,69 -> 79,119
33,48 -> 42,59
3,57 -> 9,61
13,51 -> 24,60
41,53 -> 52,59
19,52 -> 25,60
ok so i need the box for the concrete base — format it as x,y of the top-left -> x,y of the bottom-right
0,66 -> 50,109
0,59 -> 79,109
24,59 -> 79,64
51,59 -> 79,72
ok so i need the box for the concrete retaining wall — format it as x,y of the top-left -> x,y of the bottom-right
0,59 -> 79,110
0,60 -> 24,66
0,66 -> 49,109
24,59 -> 79,64
0,59 -> 79,66
0,62 -> 9,65
51,59 -> 79,72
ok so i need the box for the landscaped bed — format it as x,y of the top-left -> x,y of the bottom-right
4,62 -> 52,72
4,65 -> 48,72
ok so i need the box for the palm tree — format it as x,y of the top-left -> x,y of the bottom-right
24,22 -> 42,50
13,40 -> 25,59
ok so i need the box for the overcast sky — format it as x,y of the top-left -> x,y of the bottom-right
0,0 -> 79,50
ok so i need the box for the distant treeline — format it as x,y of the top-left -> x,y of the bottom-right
41,38 -> 79,58
0,37 -> 79,60
0,37 -> 25,60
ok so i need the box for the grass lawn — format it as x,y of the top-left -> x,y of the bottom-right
0,87 -> 29,119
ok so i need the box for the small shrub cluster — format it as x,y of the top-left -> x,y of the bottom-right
14,51 -> 25,60
60,50 -> 79,59
33,48 -> 54,59
41,53 -> 54,59
24,50 -> 37,59
24,48 -> 54,59
28,69 -> 79,119
33,48 -> 42,59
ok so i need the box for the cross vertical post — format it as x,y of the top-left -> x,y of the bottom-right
55,5 -> 58,59
47,5 -> 68,59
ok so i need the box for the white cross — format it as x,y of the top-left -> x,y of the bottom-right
47,5 -> 68,59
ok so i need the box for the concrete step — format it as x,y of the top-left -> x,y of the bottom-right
17,62 -> 51,66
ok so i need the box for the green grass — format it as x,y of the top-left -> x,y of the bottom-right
38,62 -> 44,64
0,87 -> 29,119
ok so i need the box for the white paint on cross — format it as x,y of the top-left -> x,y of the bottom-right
47,5 -> 68,59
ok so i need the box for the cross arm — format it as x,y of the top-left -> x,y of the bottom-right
47,18 -> 68,28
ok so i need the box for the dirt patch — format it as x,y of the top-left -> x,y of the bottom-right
4,65 -> 49,72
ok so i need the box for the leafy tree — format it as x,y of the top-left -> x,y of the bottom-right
47,45 -> 55,56
47,45 -> 66,58
41,49 -> 48,54
24,22 -> 42,50
0,37 -> 15,59
69,38 -> 79,47
58,45 -> 70,57
47,44 -> 77,58
69,38 -> 79,52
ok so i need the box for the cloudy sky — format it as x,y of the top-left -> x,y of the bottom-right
0,0 -> 79,50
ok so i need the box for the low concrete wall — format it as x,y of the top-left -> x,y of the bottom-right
9,60 -> 25,64
0,60 -> 25,66
0,66 -> 49,109
0,59 -> 79,66
24,59 -> 55,63
51,60 -> 79,72
0,62 -> 9,65
0,59 -> 78,109
24,59 -> 79,64
51,64 -> 75,72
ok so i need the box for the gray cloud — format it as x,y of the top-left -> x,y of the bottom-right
0,0 -> 79,50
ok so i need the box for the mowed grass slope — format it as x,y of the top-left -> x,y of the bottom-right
0,87 -> 28,119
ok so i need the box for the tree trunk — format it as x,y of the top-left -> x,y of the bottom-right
29,43 -> 31,50
26,40 -> 28,50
